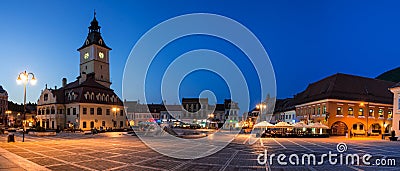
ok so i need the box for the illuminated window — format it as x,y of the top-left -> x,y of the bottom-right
388,110 -> 393,118
358,108 -> 364,116
369,109 -> 374,117
318,107 -> 321,115
348,107 -> 354,116
378,109 -> 384,118
336,107 -> 342,115
323,106 -> 326,114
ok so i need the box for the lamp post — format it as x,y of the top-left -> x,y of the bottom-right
5,110 -> 11,128
17,71 -> 37,142
207,113 -> 214,128
256,103 -> 266,122
112,107 -> 119,129
360,102 -> 369,136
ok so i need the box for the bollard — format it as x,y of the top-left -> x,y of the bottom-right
7,134 -> 15,143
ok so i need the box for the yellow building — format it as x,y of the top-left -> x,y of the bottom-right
295,73 -> 395,136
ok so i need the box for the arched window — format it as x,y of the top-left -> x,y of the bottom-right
90,121 -> 94,128
51,107 -> 55,114
358,108 -> 364,117
97,107 -> 102,115
348,107 -> 353,116
378,109 -> 384,118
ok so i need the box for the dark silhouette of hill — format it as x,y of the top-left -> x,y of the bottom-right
376,67 -> 400,83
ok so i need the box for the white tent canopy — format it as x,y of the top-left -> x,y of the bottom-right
309,122 -> 329,129
254,121 -> 274,128
293,122 -> 310,128
274,122 -> 294,128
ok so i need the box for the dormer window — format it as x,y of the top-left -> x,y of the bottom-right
85,39 -> 89,45
99,39 -> 103,45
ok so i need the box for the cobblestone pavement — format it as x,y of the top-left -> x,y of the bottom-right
0,132 -> 399,171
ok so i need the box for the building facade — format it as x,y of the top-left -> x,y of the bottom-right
295,73 -> 395,136
389,82 -> 400,136
36,14 -> 126,131
0,86 -> 8,126
272,98 -> 296,124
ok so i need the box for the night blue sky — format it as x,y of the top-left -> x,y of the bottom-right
1,1 -> 399,111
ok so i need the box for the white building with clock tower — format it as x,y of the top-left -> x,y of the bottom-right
36,13 -> 127,131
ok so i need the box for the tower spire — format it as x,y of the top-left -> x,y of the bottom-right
89,10 -> 100,33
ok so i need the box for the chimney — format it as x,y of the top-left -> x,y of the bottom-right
62,78 -> 67,87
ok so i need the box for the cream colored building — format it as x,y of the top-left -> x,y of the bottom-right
36,14 -> 126,131
389,82 -> 400,136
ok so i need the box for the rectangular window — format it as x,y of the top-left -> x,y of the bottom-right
120,121 -> 123,128
388,110 -> 393,118
90,108 -> 94,115
378,109 -> 384,118
97,108 -> 102,115
73,108 -> 76,115
323,106 -> 326,114
353,124 -> 357,130
106,109 -> 110,115
120,110 -> 123,116
317,107 -> 321,115
67,108 -> 70,115
83,122 -> 87,128
336,107 -> 342,115
83,108 -> 87,115
359,124 -> 364,130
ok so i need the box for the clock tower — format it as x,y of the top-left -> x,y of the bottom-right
78,12 -> 112,88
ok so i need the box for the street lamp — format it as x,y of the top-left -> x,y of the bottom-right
16,71 -> 36,142
360,101 -> 369,136
5,110 -> 11,127
112,107 -> 119,128
256,103 -> 267,122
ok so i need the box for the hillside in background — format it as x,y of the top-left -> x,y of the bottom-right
376,67 -> 400,83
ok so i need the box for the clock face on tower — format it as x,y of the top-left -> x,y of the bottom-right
99,52 -> 104,59
84,52 -> 89,59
